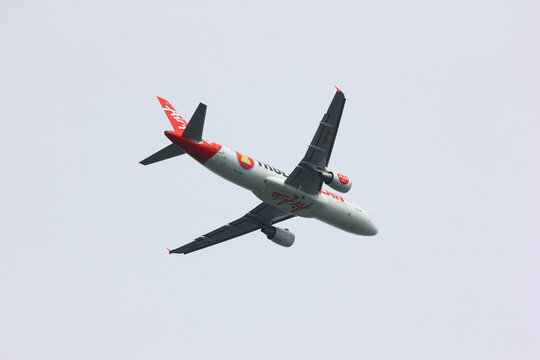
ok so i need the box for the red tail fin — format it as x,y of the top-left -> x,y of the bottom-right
157,97 -> 188,133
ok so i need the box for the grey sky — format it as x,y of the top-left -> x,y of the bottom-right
1,1 -> 539,359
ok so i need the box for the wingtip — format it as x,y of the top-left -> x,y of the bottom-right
167,248 -> 172,255
335,85 -> 342,93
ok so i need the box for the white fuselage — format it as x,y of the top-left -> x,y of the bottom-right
204,145 -> 378,236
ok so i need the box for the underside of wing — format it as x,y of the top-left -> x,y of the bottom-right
170,203 -> 294,254
285,89 -> 346,194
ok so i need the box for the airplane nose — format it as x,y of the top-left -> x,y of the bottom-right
366,221 -> 378,236
360,215 -> 378,236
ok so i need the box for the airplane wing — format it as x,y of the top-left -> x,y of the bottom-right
285,88 -> 346,194
169,203 -> 294,254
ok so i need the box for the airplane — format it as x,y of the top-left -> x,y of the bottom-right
140,87 -> 378,254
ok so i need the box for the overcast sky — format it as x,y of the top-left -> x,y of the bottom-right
1,1 -> 539,359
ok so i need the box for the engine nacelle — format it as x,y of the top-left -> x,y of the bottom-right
321,171 -> 352,193
261,226 -> 295,247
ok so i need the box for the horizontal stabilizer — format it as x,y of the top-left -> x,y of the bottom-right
140,144 -> 186,165
182,103 -> 206,142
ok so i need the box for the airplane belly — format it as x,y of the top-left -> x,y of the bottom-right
256,177 -> 325,218
314,202 -> 360,233
314,196 -> 378,235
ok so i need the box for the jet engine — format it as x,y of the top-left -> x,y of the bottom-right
261,226 -> 295,247
321,171 -> 352,193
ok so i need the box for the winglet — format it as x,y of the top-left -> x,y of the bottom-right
167,248 -> 172,255
334,85 -> 342,93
